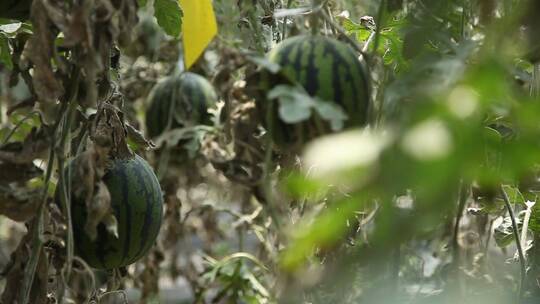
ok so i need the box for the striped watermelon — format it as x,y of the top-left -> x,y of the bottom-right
261,35 -> 370,146
145,72 -> 218,138
68,155 -> 163,269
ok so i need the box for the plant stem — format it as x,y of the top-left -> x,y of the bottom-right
310,0 -> 321,35
1,111 -> 39,144
281,0 -> 293,41
20,140 -> 55,304
56,100 -> 78,275
501,185 -> 526,303
156,77 -> 178,181
531,63 -> 540,97
246,2 -> 266,53
319,9 -> 366,57
263,98 -> 281,230
51,70 -> 80,303
452,182 -> 468,264
460,0 -> 472,40
371,0 -> 386,61
19,102 -> 69,303
390,244 -> 401,297
20,68 -> 80,304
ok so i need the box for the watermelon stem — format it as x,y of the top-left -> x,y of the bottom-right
156,74 -> 178,181
501,185 -> 526,303
53,69 -> 81,302
532,63 -> 540,97
245,1 -> 265,53
56,96 -> 79,284
20,67 -> 81,304
281,0 -> 294,41
263,98 -> 282,231
371,0 -> 387,61
319,8 -> 367,59
310,0 -> 322,36
19,153 -> 50,304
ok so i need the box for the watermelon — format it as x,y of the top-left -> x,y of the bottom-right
66,155 -> 163,269
145,72 -> 218,138
260,35 -> 370,146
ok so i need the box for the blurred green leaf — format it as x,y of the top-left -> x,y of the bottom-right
154,0 -> 183,38
502,185 -> 525,205
268,85 -> 347,130
494,217 -> 518,248
281,197 -> 361,271
0,33 -> 12,70
313,99 -> 347,131
285,173 -> 327,199
247,55 -> 281,74
268,85 -> 312,123
0,22 -> 21,34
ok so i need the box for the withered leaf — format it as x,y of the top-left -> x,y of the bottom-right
0,186 -> 41,222
0,127 -> 50,164
83,181 -> 114,240
0,229 -> 48,304
211,159 -> 263,186
22,0 -> 64,103
90,102 -> 133,159
70,143 -> 110,209
0,231 -> 31,303
68,142 -> 117,241
125,122 -> 156,150
0,161 -> 42,184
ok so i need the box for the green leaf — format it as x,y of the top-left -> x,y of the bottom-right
355,28 -> 372,42
340,17 -> 361,32
281,197 -> 361,270
337,15 -> 372,42
246,55 -> 280,74
273,7 -> 311,18
501,185 -> 525,205
0,18 -> 14,25
285,173 -> 326,199
0,22 -> 21,34
267,85 -> 312,123
0,33 -> 12,70
313,98 -> 347,131
493,217 -> 519,248
154,0 -> 183,38
267,85 -> 347,130
138,0 -> 148,7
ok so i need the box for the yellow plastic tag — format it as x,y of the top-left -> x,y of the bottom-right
179,0 -> 217,70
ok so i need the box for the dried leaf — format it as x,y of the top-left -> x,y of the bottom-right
70,143 -> 110,209
125,122 -> 156,150
0,232 -> 31,303
84,181 -> 113,240
0,186 -> 40,222
21,0 -> 64,103
0,162 -> 42,184
0,127 -> 50,164
90,102 -> 133,159
0,230 -> 48,303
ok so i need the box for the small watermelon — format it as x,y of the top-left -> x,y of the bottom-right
65,155 -> 163,269
260,35 -> 370,146
145,72 -> 218,138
